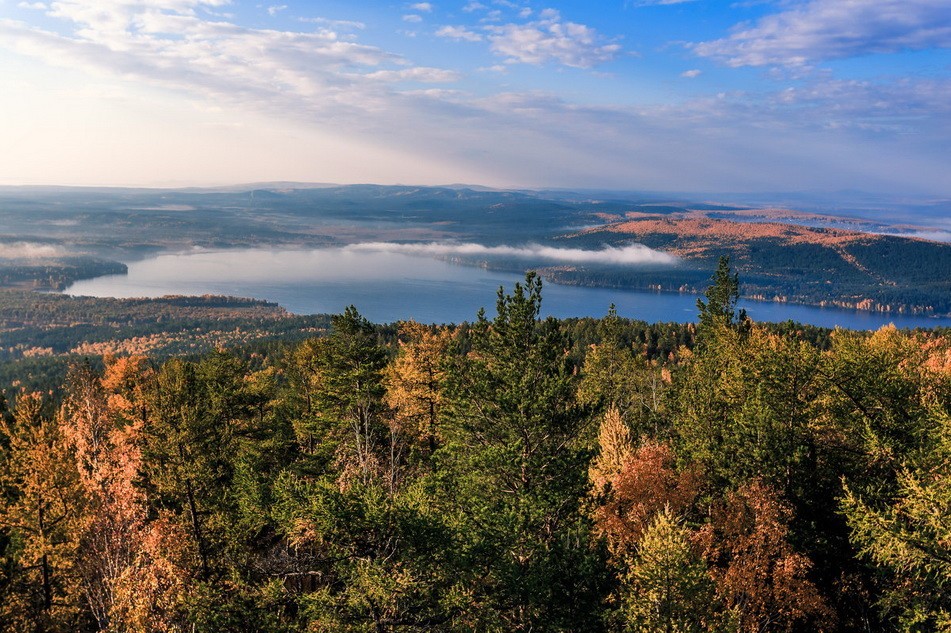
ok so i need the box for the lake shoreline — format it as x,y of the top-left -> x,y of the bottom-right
61,247 -> 951,330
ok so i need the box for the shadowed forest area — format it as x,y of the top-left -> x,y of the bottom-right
1,263 -> 949,632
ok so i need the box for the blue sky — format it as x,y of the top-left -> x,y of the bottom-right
1,0 -> 950,195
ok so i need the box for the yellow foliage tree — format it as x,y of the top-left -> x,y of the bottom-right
589,406 -> 635,494
0,392 -> 85,632
383,321 -> 452,454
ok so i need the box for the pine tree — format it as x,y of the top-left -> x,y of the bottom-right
696,256 -> 744,342
621,507 -> 713,633
296,306 -> 389,486
141,354 -> 246,579
579,307 -> 667,437
440,272 -> 603,630
842,408 -> 951,632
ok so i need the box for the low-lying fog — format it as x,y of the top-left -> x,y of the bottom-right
0,241 -> 67,259
345,242 -> 678,266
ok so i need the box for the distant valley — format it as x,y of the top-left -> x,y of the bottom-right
1,184 -> 949,317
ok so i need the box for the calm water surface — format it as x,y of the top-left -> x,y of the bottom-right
64,248 -> 951,329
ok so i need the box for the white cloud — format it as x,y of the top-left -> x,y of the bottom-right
345,242 -> 680,266
409,2 -> 433,11
364,67 -> 460,83
403,14 -> 423,22
681,69 -> 701,78
463,1 -> 486,11
436,25 -> 483,42
0,2 -> 405,123
16,2 -> 47,9
267,4 -> 287,16
299,17 -> 366,30
878,230 -> 951,243
761,77 -> 951,134
486,9 -> 622,68
694,0 -> 951,67
631,0 -> 697,5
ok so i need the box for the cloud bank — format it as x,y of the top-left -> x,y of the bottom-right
694,0 -> 951,67
344,242 -> 678,266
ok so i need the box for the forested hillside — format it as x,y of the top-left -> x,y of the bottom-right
0,291 -> 336,395
561,213 -> 951,315
0,269 -> 948,632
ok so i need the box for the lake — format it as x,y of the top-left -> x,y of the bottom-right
64,247 -> 951,330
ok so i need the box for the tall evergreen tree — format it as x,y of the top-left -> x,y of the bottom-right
440,272 -> 604,631
141,354 -> 247,579
292,306 -> 390,485
696,256 -> 744,341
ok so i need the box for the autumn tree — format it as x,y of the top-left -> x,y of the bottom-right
0,391 -> 86,632
593,441 -> 700,565
62,362 -> 141,628
62,360 -> 191,632
699,480 -> 829,633
589,406 -> 635,494
383,320 -> 452,456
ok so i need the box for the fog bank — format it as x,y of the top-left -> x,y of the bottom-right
0,242 -> 64,259
344,242 -> 677,266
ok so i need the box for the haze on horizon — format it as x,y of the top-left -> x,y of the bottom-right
1,0 -> 950,196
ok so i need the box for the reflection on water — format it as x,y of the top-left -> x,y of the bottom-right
65,247 -> 951,329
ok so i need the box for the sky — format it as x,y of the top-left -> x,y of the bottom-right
1,0 -> 950,195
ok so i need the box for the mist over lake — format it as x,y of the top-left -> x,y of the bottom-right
63,247 -> 951,330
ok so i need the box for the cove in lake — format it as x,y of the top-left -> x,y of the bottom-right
64,248 -> 951,330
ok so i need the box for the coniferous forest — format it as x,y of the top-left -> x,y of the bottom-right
1,264 -> 949,632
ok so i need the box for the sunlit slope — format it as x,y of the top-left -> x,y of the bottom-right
563,214 -> 951,315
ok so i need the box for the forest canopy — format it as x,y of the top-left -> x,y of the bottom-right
0,266 -> 949,632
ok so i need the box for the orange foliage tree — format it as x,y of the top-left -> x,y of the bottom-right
699,480 -> 829,633
61,360 -> 189,631
593,440 -> 700,563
